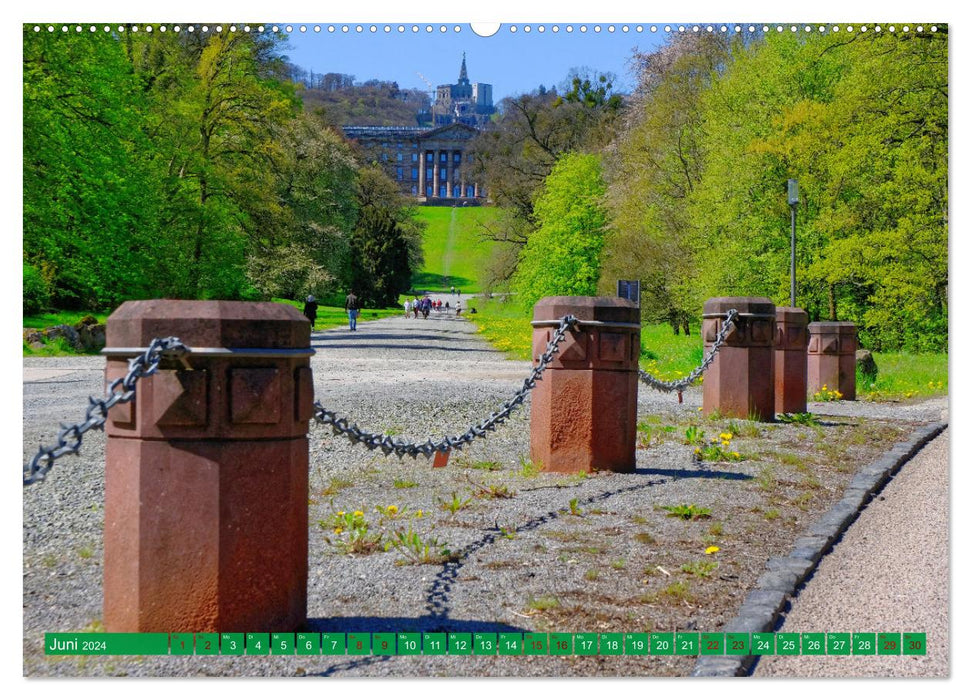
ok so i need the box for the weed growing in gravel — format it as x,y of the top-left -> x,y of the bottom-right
437,492 -> 473,515
812,385 -> 843,401
518,455 -> 542,477
683,425 -> 706,446
681,560 -> 718,577
778,412 -> 820,426
611,559 -> 626,570
527,595 -> 561,612
708,522 -> 724,536
764,509 -> 781,521
320,477 -> 354,496
393,479 -> 418,489
792,491 -> 815,511
638,421 -> 675,448
756,467 -> 778,492
375,504 -> 408,520
568,498 -> 583,516
322,509 -> 384,554
661,504 -> 712,520
585,569 -> 599,581
388,527 -> 458,565
631,515 -> 649,525
642,581 -> 695,604
454,455 -> 503,471
78,547 -> 93,559
727,419 -> 762,438
693,432 -> 743,463
466,475 -> 515,499
635,532 -> 657,545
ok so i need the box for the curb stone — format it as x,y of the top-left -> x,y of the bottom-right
690,420 -> 947,677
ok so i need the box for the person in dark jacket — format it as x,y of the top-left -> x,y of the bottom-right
344,290 -> 360,331
303,295 -> 319,329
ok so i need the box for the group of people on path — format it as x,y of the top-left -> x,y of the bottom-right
302,290 -> 360,331
404,296 -> 461,319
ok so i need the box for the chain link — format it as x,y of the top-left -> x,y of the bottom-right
23,337 -> 189,486
638,309 -> 739,393
313,315 -> 579,458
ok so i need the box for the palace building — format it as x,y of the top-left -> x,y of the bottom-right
341,123 -> 485,203
340,55 -> 493,204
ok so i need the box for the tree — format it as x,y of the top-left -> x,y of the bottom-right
349,167 -> 425,307
511,153 -> 608,309
600,33 -> 735,334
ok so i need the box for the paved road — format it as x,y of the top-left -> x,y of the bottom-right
754,429 -> 949,678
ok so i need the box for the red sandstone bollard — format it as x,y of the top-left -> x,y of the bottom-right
102,301 -> 313,632
774,307 -> 809,414
530,297 -> 640,474
702,297 -> 776,421
807,321 -> 857,401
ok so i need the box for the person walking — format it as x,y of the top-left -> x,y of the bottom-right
404,299 -> 412,318
303,295 -> 318,329
344,290 -> 360,331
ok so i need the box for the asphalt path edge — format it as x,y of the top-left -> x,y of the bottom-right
690,420 -> 949,677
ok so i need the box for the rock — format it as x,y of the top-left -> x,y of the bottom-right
856,349 -> 878,378
75,320 -> 107,352
45,324 -> 83,351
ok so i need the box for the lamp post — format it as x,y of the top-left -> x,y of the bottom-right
787,179 -> 799,307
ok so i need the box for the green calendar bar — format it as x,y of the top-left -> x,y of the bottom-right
320,633 -> 346,655
196,633 -> 219,655
726,633 -> 749,656
171,632 -> 193,655
802,633 -> 825,656
42,630 -> 928,656
827,633 -> 851,655
499,632 -> 522,655
348,633 -> 371,655
473,632 -> 496,655
903,633 -> 926,656
372,633 -> 396,655
777,633 -> 800,655
524,632 -> 548,655
651,632 -> 674,655
398,632 -> 422,656
575,633 -> 598,656
752,633 -> 775,655
296,633 -> 320,655
878,632 -> 901,655
676,632 -> 699,655
625,633 -> 649,656
221,633 -> 244,655
246,633 -> 270,655
853,632 -> 876,655
44,633 -> 169,655
448,633 -> 472,655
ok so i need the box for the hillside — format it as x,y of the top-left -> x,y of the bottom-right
411,207 -> 502,294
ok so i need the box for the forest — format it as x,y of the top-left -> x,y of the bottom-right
23,27 -> 423,311
473,30 -> 947,352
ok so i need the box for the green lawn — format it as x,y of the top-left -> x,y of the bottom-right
471,296 -> 948,401
411,206 -> 500,294
23,310 -> 108,329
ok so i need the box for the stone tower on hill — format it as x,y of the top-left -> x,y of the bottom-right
431,54 -> 495,127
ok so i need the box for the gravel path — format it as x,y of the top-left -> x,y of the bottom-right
22,309 -> 948,678
753,429 -> 949,678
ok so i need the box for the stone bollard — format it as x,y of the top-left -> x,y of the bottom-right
774,307 -> 809,414
807,321 -> 857,401
530,297 -> 640,473
702,297 -> 776,421
102,300 -> 313,632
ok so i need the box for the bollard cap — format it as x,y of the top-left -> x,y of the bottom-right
107,300 -> 310,350
703,296 -> 775,318
808,321 -> 857,335
533,296 -> 639,324
775,307 -> 809,324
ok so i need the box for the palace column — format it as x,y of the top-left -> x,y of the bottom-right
432,149 -> 440,199
445,150 -> 453,199
418,146 -> 426,198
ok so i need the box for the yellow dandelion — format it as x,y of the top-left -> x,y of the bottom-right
732,452 -> 740,458
333,527 -> 343,535
719,432 -> 733,441
705,546 -> 720,555
353,510 -> 364,518
337,511 -> 345,517
387,505 -> 398,515
721,441 -> 730,448
415,509 -> 424,518
694,447 -> 701,454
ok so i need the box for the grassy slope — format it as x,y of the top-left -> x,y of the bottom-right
411,206 -> 499,294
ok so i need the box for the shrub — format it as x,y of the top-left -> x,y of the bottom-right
23,263 -> 50,315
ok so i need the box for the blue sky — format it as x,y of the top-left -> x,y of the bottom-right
280,24 -> 667,101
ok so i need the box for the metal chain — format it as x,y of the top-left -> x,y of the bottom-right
638,309 -> 739,393
313,315 -> 579,458
23,337 -> 189,486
